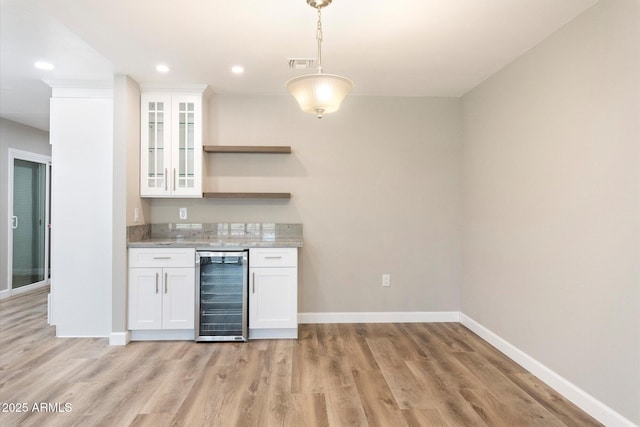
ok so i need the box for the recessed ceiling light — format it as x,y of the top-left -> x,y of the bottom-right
34,61 -> 54,70
231,65 -> 244,75
156,64 -> 170,73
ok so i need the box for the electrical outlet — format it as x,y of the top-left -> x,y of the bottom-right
134,207 -> 140,223
179,207 -> 187,220
382,274 -> 391,287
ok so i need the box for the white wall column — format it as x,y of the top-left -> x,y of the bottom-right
47,80 -> 113,337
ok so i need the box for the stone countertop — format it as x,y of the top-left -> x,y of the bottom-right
127,223 -> 303,249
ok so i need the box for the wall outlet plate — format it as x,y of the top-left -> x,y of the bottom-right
179,207 -> 187,220
382,274 -> 391,287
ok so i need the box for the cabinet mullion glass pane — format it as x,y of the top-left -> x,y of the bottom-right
179,108 -> 185,188
157,109 -> 164,190
147,101 -> 165,189
187,109 -> 194,186
148,108 -> 156,187
177,101 -> 193,189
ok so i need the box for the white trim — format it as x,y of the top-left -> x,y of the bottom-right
0,289 -> 10,300
44,79 -> 113,99
48,292 -> 52,324
109,331 -> 131,346
130,329 -> 195,341
298,311 -> 459,324
459,313 -> 637,427
50,87 -> 112,99
48,280 -> 57,325
56,334 -> 109,338
43,79 -> 113,90
139,83 -> 208,94
7,148 -> 51,165
249,328 -> 298,339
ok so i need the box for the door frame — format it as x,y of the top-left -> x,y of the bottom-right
5,148 -> 52,299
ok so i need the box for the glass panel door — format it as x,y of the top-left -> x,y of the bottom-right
177,101 -> 195,189
196,251 -> 248,341
12,159 -> 47,288
147,101 -> 165,189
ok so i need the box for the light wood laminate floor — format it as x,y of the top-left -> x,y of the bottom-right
0,287 -> 601,427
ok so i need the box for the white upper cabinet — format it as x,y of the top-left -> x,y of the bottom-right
140,86 -> 206,197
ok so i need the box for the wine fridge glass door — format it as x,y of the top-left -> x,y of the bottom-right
195,251 -> 248,342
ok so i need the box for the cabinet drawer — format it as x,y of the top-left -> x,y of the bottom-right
129,248 -> 195,268
249,248 -> 297,267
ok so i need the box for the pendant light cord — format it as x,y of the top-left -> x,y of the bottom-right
316,8 -> 323,74
287,0 -> 352,119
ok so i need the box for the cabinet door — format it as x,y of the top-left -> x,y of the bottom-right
140,94 -> 172,196
129,268 -> 163,330
171,95 -> 202,197
162,267 -> 195,329
249,267 -> 297,329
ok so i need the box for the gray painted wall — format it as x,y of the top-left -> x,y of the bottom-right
150,94 -> 464,314
461,0 -> 639,423
0,118 -> 50,292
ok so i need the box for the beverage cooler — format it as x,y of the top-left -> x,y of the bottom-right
195,251 -> 248,342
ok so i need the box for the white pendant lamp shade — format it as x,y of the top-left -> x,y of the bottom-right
286,73 -> 353,118
287,0 -> 352,118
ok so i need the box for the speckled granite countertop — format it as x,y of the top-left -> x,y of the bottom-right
127,223 -> 303,249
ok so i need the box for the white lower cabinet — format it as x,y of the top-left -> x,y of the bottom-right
250,267 -> 297,329
128,247 -> 298,340
129,267 -> 195,329
249,248 -> 298,339
128,248 -> 195,337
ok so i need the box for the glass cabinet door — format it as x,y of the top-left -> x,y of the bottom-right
177,101 -> 195,189
171,95 -> 202,197
140,91 -> 202,198
141,93 -> 172,196
147,100 -> 166,190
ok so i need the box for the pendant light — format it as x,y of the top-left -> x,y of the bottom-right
286,0 -> 353,118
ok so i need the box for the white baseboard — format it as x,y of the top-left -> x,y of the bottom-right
459,313 -> 637,427
130,329 -> 195,341
298,311 -> 459,324
109,331 -> 131,346
47,293 -> 53,325
0,288 -> 10,300
249,328 -> 297,340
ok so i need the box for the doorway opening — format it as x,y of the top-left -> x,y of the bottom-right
7,149 -> 52,297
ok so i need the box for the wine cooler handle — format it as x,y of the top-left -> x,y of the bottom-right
165,272 -> 168,294
155,273 -> 159,294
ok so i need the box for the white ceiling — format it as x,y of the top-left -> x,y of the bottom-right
1,0 -> 598,131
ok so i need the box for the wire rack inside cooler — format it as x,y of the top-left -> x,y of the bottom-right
196,252 -> 248,341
